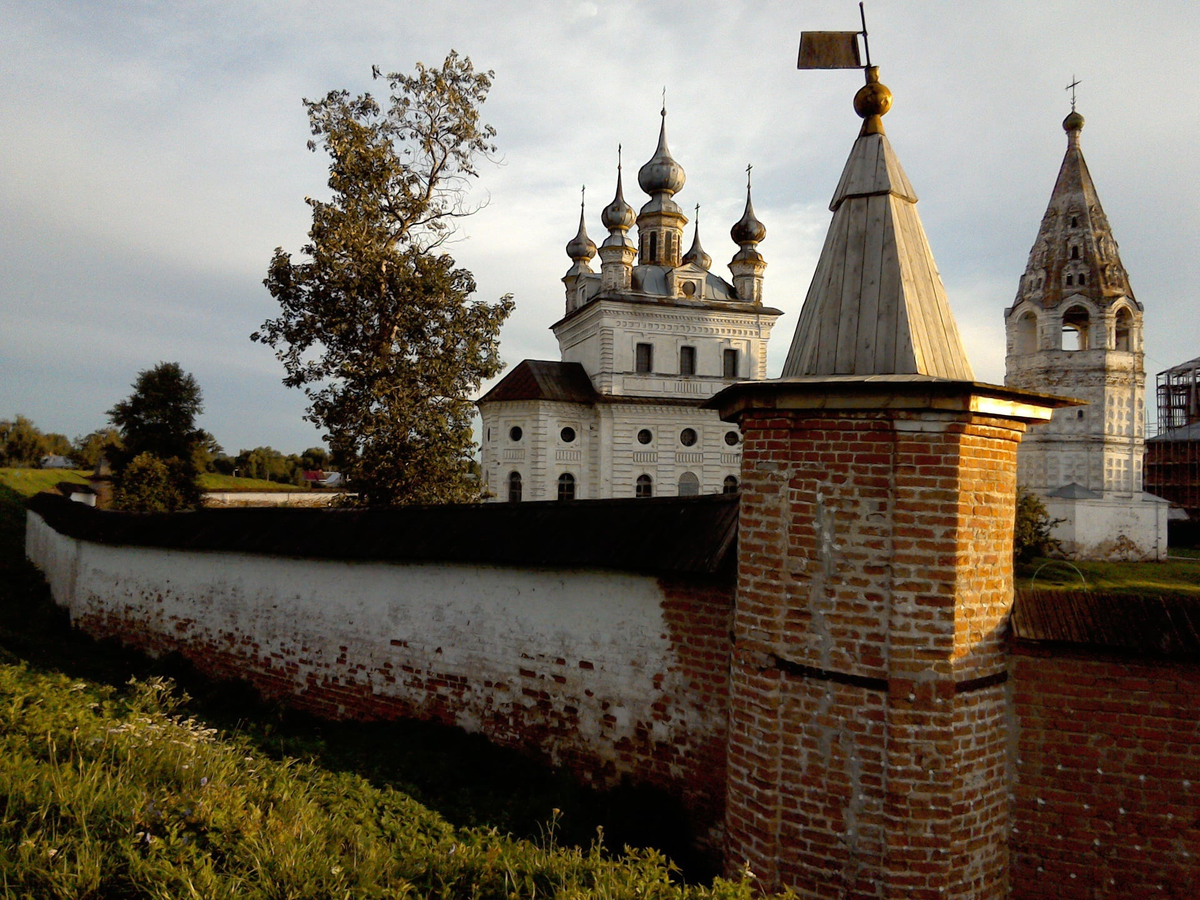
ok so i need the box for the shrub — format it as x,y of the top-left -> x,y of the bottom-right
112,452 -> 196,513
1014,489 -> 1062,565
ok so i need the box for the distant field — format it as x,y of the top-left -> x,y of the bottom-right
0,467 -> 307,496
0,467 -> 90,497
200,473 -> 310,492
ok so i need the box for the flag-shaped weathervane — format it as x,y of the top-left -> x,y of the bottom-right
797,2 -> 871,70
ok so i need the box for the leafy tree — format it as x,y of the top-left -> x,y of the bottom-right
253,52 -> 513,507
111,452 -> 191,513
300,446 -> 329,472
0,416 -> 50,466
108,362 -> 206,511
1014,489 -> 1063,566
70,427 -> 123,470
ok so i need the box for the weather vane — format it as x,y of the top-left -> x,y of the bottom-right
797,2 -> 871,72
796,3 -> 891,134
1066,75 -> 1081,111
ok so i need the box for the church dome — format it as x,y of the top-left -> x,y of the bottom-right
601,166 -> 635,231
565,206 -> 596,262
1063,110 -> 1085,133
682,221 -> 712,270
731,190 -> 766,245
638,111 -> 686,196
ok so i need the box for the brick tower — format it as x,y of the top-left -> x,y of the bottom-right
712,67 -> 1064,898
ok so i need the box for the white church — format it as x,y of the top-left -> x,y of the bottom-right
478,111 -> 783,502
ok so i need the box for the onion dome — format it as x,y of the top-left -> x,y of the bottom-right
682,207 -> 712,270
1063,110 -> 1085,133
731,175 -> 766,247
601,150 -> 635,232
565,190 -> 597,262
637,108 -> 686,197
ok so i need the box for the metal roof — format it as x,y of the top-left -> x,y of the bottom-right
1012,589 -> 1200,658
477,360 -> 599,405
27,491 -> 739,579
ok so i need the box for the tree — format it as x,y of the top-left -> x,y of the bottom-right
71,427 -> 123,470
1013,489 -> 1063,566
0,416 -> 50,466
253,52 -> 514,507
108,362 -> 206,511
111,453 -> 189,513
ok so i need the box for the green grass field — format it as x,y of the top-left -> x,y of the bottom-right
0,467 -> 315,497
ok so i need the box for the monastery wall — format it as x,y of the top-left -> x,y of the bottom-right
24,508 -> 733,852
1009,647 -> 1200,900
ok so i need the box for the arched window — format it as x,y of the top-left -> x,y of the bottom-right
1015,311 -> 1038,355
648,232 -> 658,263
678,472 -> 700,496
1066,274 -> 1074,287
1115,307 -> 1133,352
1061,305 -> 1090,351
723,475 -> 739,494
507,471 -> 522,503
557,473 -> 575,501
1071,245 -> 1080,260
636,474 -> 653,498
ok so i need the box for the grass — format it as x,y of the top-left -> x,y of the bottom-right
200,473 -> 313,492
0,467 -> 90,497
1015,555 -> 1200,596
0,471 -> 728,895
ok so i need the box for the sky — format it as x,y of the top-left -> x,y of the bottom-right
1,1 -> 1197,455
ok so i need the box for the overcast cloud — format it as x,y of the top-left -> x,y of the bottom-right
1,1 -> 1196,454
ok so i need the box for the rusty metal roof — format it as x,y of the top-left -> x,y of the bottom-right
27,491 -> 738,579
477,360 -> 598,405
1012,588 -> 1200,658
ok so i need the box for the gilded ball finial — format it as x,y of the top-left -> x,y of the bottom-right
853,66 -> 892,130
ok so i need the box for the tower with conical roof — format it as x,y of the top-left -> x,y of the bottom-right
713,58 -> 1062,899
1004,107 -> 1166,560
477,111 -> 784,502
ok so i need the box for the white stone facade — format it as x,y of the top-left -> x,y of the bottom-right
479,114 -> 782,501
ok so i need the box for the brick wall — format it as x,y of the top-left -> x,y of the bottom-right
1010,647 -> 1200,899
725,403 -> 1027,899
25,511 -> 733,853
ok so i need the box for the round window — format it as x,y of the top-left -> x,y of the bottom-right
509,426 -> 523,442
637,428 -> 653,445
681,280 -> 696,297
680,428 -> 698,447
560,426 -> 576,443
724,431 -> 740,446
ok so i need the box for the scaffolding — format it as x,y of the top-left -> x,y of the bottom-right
1147,356 -> 1200,518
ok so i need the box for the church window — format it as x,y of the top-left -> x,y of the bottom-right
1115,308 -> 1133,351
724,431 -> 740,446
680,428 -> 698,447
678,472 -> 700,496
1061,305 -> 1090,351
507,472 -> 522,503
648,232 -> 658,263
636,474 -> 653,498
509,426 -> 523,442
1065,274 -> 1073,286
682,280 -> 696,297
1078,273 -> 1086,285
560,426 -> 576,443
1071,245 -> 1080,260
486,428 -> 491,442
1015,311 -> 1037,355
723,348 -> 739,379
680,346 -> 696,376
637,428 -> 653,445
635,343 -> 653,373
723,475 -> 739,493
1071,215 -> 1079,228
557,473 -> 576,501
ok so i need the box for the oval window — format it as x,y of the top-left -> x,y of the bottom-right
724,431 -> 740,446
560,426 -> 576,443
509,426 -> 523,442
680,428 -> 698,447
637,428 -> 653,445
